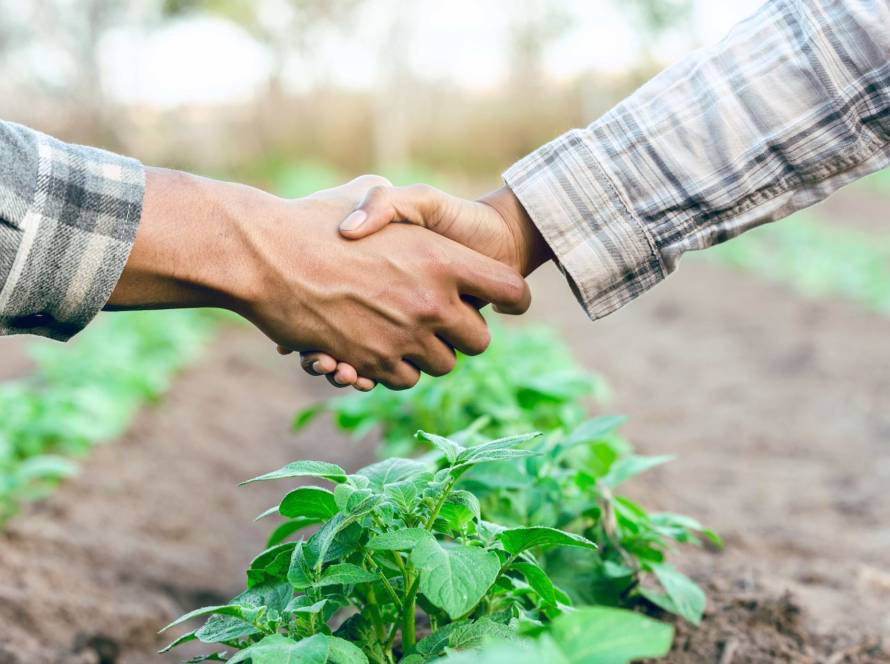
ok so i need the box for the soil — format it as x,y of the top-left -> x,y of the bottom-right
0,329 -> 375,664
1,189 -> 889,663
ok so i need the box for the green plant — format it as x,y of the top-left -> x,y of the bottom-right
705,213 -> 890,314
0,309 -> 222,522
297,325 -> 717,627
162,431 -> 676,664
298,323 -> 606,457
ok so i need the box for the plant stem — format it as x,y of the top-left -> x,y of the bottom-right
401,575 -> 420,653
364,552 -> 403,609
424,476 -> 456,530
365,589 -> 386,645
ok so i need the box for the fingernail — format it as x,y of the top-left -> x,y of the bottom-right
340,210 -> 367,232
311,361 -> 322,373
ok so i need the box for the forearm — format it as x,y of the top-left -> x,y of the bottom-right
506,0 -> 890,319
107,167 -> 268,314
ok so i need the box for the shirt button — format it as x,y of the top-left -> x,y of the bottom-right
12,312 -> 55,328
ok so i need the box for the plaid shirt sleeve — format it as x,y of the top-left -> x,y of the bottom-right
505,0 -> 890,319
0,121 -> 144,341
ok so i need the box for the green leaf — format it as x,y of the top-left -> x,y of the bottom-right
436,639 -> 565,664
548,606 -> 674,663
228,634 -> 329,664
241,460 -> 348,485
284,596 -> 329,615
415,621 -> 467,658
385,474 -> 430,512
436,609 -> 672,664
650,563 -> 705,625
195,582 -> 289,644
454,433 -> 542,468
309,513 -> 363,570
447,618 -> 515,650
158,630 -> 197,653
410,538 -> 500,619
287,541 -> 315,590
601,455 -> 673,489
327,636 -> 370,664
266,517 -> 322,547
511,562 -> 557,606
255,506 -> 279,521
318,563 -> 379,586
438,490 -> 481,531
400,655 -> 426,664
14,455 -> 79,482
498,527 -> 597,555
247,542 -> 296,586
160,604 -> 256,633
561,416 -> 626,448
416,431 -> 464,463
184,653 -> 229,662
293,404 -> 323,431
367,528 -> 431,551
356,457 -> 429,490
279,486 -> 338,520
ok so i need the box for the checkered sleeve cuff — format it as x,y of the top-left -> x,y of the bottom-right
0,123 -> 145,341
504,129 -> 666,320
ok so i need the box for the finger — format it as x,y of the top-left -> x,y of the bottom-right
277,345 -> 293,356
437,305 -> 491,357
453,249 -> 532,315
377,361 -> 421,391
403,336 -> 457,378
327,362 -> 359,387
300,352 -> 338,376
340,183 -> 458,239
353,377 -> 376,392
309,174 -> 392,202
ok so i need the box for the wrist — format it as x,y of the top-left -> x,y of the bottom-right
108,167 -> 275,314
479,186 -> 553,276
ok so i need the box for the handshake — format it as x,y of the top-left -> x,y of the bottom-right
281,175 -> 554,391
112,170 -> 553,392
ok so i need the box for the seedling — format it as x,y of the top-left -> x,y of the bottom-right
162,431 -> 680,663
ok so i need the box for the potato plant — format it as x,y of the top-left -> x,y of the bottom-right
296,325 -> 718,627
161,432 -> 675,664
296,324 -> 606,457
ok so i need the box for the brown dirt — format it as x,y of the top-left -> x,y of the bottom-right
2,224 -> 890,662
0,328 -> 375,664
814,183 -> 889,235
0,336 -> 34,381
524,259 -> 890,662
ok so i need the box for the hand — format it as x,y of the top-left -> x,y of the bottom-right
300,183 -> 553,387
109,169 -> 531,390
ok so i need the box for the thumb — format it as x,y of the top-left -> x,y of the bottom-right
339,183 -> 452,240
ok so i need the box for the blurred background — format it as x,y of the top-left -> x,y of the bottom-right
0,0 -> 764,192
3,2 -> 890,661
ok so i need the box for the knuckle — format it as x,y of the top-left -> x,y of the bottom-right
357,174 -> 392,190
464,327 -> 491,356
430,353 -> 457,376
408,183 -> 436,198
366,184 -> 392,205
501,272 -> 528,305
413,292 -> 447,324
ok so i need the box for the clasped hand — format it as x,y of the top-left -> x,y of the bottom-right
286,176 -> 552,391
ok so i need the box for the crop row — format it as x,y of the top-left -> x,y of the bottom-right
0,310 -> 220,523
165,323 -> 719,664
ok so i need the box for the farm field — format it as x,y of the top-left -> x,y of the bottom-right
1,184 -> 888,664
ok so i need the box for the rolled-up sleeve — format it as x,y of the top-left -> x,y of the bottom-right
505,0 -> 890,319
0,121 -> 144,340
